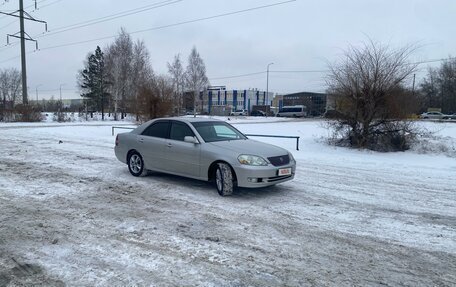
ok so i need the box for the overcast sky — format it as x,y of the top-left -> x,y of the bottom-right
0,0 -> 455,100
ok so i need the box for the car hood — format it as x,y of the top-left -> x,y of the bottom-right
208,139 -> 288,157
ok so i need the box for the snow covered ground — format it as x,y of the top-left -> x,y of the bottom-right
0,117 -> 455,286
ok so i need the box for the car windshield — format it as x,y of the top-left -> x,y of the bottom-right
191,121 -> 247,142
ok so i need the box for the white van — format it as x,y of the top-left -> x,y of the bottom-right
276,105 -> 307,117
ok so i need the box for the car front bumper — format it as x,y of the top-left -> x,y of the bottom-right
233,162 -> 296,188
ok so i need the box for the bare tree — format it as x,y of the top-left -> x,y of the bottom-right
167,53 -> 185,115
326,41 -> 419,151
137,75 -> 173,121
439,58 -> 456,113
185,47 -> 209,116
130,40 -> 154,121
104,29 -> 154,121
105,28 -> 133,120
419,67 -> 440,111
0,68 -> 21,122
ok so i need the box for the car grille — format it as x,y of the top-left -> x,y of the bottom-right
267,154 -> 290,167
267,174 -> 293,182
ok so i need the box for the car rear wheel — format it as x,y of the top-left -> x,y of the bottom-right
215,163 -> 234,196
128,152 -> 147,177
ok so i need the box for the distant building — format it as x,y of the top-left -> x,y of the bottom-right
278,92 -> 328,116
200,88 -> 274,115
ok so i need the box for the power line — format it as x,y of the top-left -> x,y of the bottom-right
1,0 -> 180,50
0,19 -> 15,30
210,70 -> 329,80
39,87 -> 75,92
209,58 -> 456,80
36,0 -> 63,10
1,0 -> 182,50
411,57 -> 456,65
0,0 -> 296,55
210,71 -> 265,80
41,0 -> 296,51
270,69 -> 328,73
36,0 -> 181,38
0,54 -> 20,64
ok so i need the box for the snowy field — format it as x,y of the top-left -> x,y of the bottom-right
0,117 -> 455,286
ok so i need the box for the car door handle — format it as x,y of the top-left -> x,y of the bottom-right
138,138 -> 144,143
167,143 -> 172,148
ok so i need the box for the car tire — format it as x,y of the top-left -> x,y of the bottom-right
128,151 -> 147,177
215,163 -> 234,196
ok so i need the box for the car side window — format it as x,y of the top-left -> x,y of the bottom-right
142,121 -> 170,138
170,122 -> 195,141
214,125 -> 238,139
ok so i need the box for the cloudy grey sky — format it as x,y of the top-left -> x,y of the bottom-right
0,0 -> 454,100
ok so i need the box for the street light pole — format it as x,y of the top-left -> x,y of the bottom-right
266,62 -> 274,104
35,84 -> 42,103
59,83 -> 66,102
59,83 -> 66,116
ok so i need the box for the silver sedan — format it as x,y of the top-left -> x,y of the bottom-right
114,117 -> 296,196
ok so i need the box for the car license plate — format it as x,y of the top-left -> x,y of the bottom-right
278,168 -> 291,176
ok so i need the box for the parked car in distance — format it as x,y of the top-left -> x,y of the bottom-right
250,110 -> 266,117
447,113 -> 456,119
115,118 -> 296,196
229,109 -> 247,116
420,112 -> 449,120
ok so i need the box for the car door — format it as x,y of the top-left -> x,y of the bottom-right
163,121 -> 201,178
137,121 -> 170,171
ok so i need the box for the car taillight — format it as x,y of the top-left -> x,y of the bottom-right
115,135 -> 119,146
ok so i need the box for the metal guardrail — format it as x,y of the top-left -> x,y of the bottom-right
245,134 -> 300,151
112,127 -> 300,150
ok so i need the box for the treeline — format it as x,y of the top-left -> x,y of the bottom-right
419,57 -> 456,113
78,28 -> 209,122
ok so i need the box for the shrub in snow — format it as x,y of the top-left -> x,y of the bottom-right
325,40 -> 421,152
15,104 -> 43,122
325,120 -> 425,152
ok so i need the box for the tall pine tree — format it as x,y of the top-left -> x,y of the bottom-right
79,46 -> 110,120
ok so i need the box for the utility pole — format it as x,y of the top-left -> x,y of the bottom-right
19,0 -> 27,104
266,62 -> 274,104
1,0 -> 48,105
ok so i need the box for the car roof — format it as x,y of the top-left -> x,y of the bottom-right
135,117 -> 224,134
156,117 -> 224,123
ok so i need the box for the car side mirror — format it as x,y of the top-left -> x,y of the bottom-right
184,136 -> 198,144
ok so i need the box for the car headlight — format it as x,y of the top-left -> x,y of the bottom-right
288,152 -> 295,162
238,154 -> 268,166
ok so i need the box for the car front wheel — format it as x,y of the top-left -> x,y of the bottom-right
128,152 -> 147,177
215,163 -> 234,196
